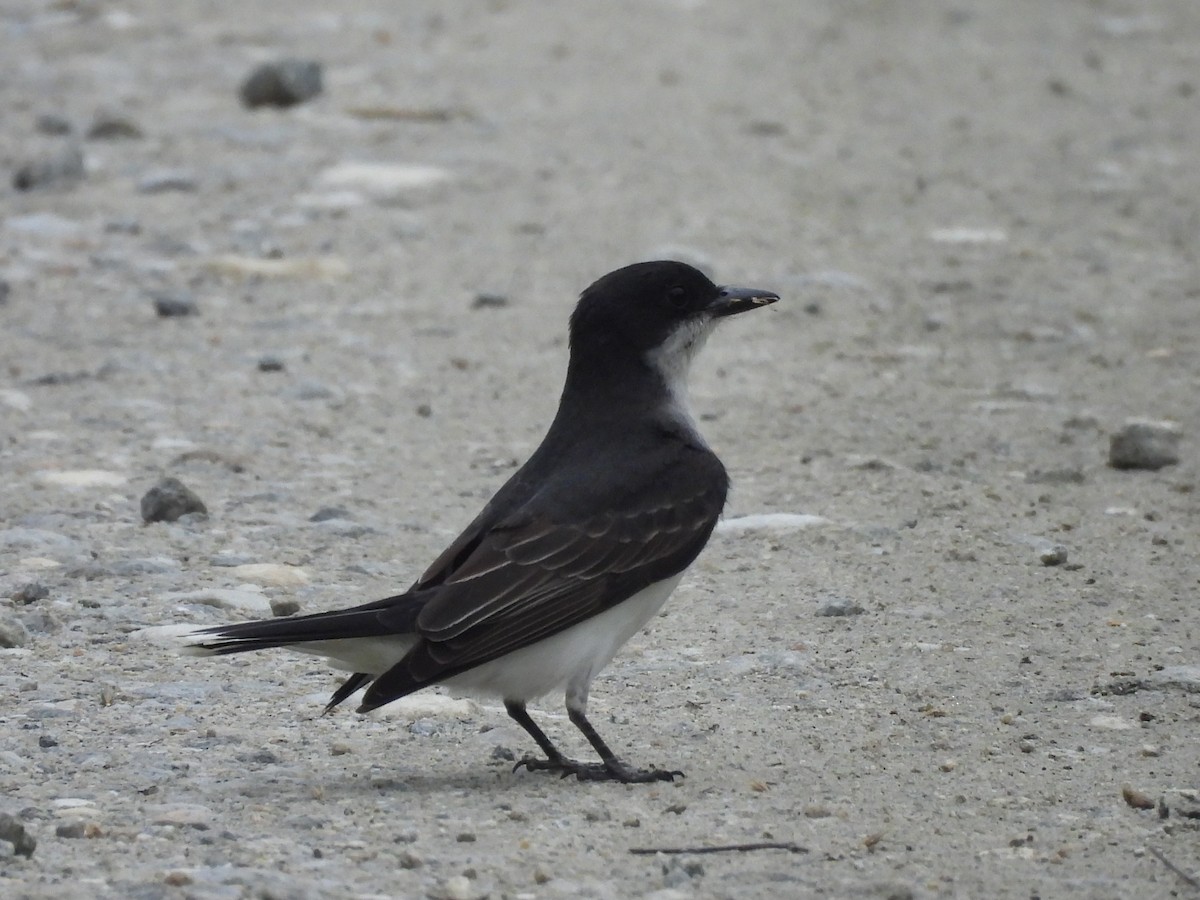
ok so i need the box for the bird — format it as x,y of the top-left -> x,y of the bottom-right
183,260 -> 779,783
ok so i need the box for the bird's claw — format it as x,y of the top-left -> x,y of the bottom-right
513,755 -> 683,783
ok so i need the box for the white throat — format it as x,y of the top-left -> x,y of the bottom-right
645,316 -> 715,434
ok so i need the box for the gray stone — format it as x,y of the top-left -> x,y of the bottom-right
309,506 -> 350,522
1038,544 -> 1069,566
817,597 -> 865,617
56,821 -> 86,839
151,291 -> 198,318
85,112 -> 143,140
240,60 -> 323,108
0,812 -> 36,858
1148,666 -> 1200,693
1108,420 -> 1181,470
269,597 -> 301,617
0,617 -> 30,648
471,292 -> 510,309
141,477 -> 208,523
136,170 -> 199,193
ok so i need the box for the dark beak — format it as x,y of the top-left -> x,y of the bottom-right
708,284 -> 781,318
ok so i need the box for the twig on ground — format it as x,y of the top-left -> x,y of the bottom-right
1149,846 -> 1200,892
629,841 -> 806,856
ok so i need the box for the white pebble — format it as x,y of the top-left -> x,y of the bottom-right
36,469 -> 127,488
717,513 -> 830,534
231,563 -> 310,587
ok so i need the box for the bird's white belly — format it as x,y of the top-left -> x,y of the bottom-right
444,573 -> 684,702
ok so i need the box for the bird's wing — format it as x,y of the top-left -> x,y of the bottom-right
358,441 -> 727,709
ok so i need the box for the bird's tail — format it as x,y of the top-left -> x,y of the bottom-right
182,602 -> 399,656
178,593 -> 425,713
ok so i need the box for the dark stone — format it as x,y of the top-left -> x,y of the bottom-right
86,113 -> 143,140
151,292 -> 198,318
240,60 -> 323,108
1109,421 -> 1181,471
269,598 -> 301,618
0,812 -> 36,857
141,478 -> 208,524
471,292 -> 510,309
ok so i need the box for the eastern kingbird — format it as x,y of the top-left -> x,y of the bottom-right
184,260 -> 778,783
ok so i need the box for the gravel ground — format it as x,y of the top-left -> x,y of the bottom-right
2,1 -> 1198,898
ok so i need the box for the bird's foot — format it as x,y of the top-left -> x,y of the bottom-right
514,755 -> 683,783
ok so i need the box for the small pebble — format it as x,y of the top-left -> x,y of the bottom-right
330,742 -> 352,757
240,59 -> 323,108
439,875 -> 474,900
309,506 -> 350,522
137,170 -> 198,193
86,112 -> 143,140
141,477 -> 208,523
257,355 -> 286,372
816,597 -> 865,617
151,292 -> 198,318
270,597 -> 301,617
1121,784 -> 1156,810
803,804 -> 833,818
38,735 -> 58,749
0,617 -> 30,649
0,813 -> 36,858
56,821 -> 86,839
399,850 -> 423,869
456,831 -> 476,843
471,293 -> 509,310
1018,739 -> 1035,753
1108,420 -> 1181,471
1039,544 -> 1068,566
13,143 -> 85,191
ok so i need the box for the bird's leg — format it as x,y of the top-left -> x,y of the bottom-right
566,706 -> 683,783
507,699 -> 683,784
506,701 -> 578,774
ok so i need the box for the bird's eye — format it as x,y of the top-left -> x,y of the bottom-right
667,286 -> 688,309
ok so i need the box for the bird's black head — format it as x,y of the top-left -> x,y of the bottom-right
568,261 -> 779,365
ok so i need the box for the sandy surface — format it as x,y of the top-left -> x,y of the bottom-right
2,1 -> 1199,897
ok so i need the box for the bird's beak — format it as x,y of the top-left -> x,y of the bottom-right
708,285 -> 781,318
